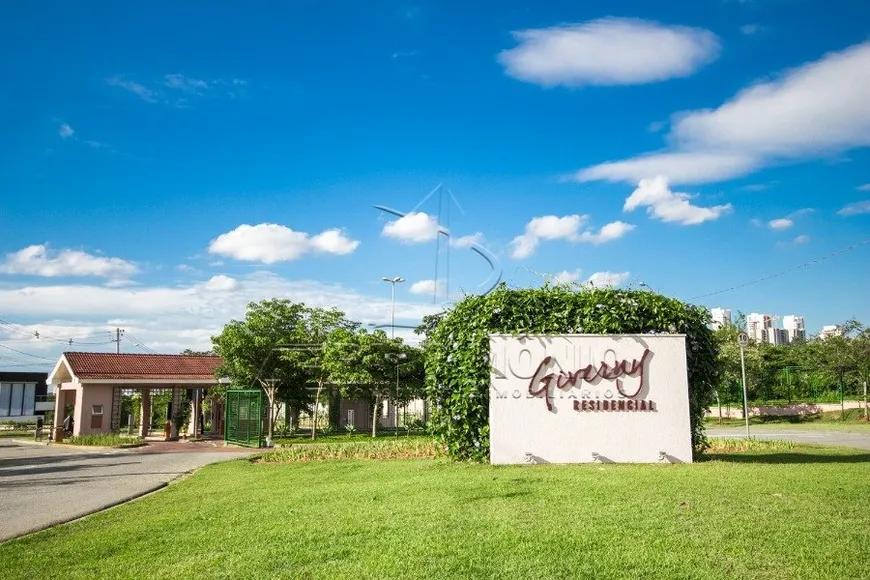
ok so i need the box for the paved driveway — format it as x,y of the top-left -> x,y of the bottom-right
706,427 -> 870,451
0,439 -> 254,542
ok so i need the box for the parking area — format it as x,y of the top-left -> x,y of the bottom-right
0,439 -> 254,542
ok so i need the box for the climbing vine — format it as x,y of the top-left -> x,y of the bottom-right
419,282 -> 720,462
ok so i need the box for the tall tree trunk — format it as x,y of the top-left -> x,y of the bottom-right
312,376 -> 325,440
371,395 -> 379,438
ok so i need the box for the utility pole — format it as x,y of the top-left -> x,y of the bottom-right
111,328 -> 125,354
737,332 -> 750,438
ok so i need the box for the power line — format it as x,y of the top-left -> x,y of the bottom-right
687,238 -> 870,301
0,343 -> 55,361
0,315 -> 115,345
123,332 -> 158,354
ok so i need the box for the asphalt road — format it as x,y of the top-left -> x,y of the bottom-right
0,439 -> 254,542
706,427 -> 870,451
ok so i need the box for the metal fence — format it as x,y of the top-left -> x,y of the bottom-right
224,389 -> 263,447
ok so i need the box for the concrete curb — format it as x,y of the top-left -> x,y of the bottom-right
0,482 -> 169,544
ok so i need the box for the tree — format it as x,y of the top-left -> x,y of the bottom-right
181,348 -> 216,356
279,307 -> 359,439
211,299 -> 310,439
323,328 -> 412,437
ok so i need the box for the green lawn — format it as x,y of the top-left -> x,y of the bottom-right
1,443 -> 868,580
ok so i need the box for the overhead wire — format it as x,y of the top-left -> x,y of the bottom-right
0,343 -> 55,361
0,315 -> 115,345
687,238 -> 870,301
123,333 -> 158,354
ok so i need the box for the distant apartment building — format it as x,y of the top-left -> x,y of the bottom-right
746,313 -> 772,343
771,328 -> 790,346
710,307 -> 732,330
782,315 -> 806,343
820,325 -> 843,340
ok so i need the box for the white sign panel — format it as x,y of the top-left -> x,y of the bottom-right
489,334 -> 693,464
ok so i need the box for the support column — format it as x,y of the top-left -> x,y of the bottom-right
140,389 -> 151,438
53,388 -> 66,431
188,389 -> 200,438
169,387 -> 182,440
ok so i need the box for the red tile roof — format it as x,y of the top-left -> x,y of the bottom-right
63,352 -> 223,380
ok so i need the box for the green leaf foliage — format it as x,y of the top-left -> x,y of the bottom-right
420,282 -> 720,461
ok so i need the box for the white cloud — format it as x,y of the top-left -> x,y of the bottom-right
838,200 -> 870,216
409,279 -> 444,295
509,233 -> 540,259
449,232 -> 483,248
0,245 -> 137,278
576,221 -> 637,243
202,275 -> 240,292
575,41 -> 870,185
587,271 -> 631,288
750,218 -> 763,227
509,214 -> 634,258
164,74 -> 209,91
793,235 -> 810,245
381,212 -> 440,243
768,218 -> 793,230
858,184 -> 870,192
108,74 -> 244,105
623,176 -> 733,225
208,223 -> 359,264
740,24 -> 760,35
107,76 -> 158,102
310,228 -> 360,255
0,272 -> 440,360
575,151 -> 760,185
498,18 -> 719,87
552,269 -> 582,284
58,123 -> 74,139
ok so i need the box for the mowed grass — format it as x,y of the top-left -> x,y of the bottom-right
2,443 -> 868,580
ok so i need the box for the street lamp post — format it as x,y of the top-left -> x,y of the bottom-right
381,277 -> 405,338
386,352 -> 408,435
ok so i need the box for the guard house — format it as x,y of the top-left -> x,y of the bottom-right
48,352 -> 224,438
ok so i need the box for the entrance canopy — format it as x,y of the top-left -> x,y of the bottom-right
48,352 -> 224,437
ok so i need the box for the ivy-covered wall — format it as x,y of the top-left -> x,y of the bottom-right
421,283 -> 720,462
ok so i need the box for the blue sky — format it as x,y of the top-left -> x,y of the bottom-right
1,0 -> 869,369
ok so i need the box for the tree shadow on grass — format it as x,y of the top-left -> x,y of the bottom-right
700,452 -> 870,464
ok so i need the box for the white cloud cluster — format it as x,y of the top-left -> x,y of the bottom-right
409,279 -> 444,296
58,123 -> 74,139
449,232 -> 483,248
208,223 -> 359,264
0,272 -> 439,361
0,245 -> 137,278
381,212 -> 441,243
552,269 -> 582,284
623,176 -> 732,225
509,215 -> 635,259
108,74 -> 246,105
498,18 -> 720,87
586,271 -> 631,288
576,41 -> 870,185
838,200 -> 870,216
768,218 -> 793,231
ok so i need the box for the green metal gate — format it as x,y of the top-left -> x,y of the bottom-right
224,389 -> 263,447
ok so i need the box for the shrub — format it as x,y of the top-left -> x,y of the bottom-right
62,434 -> 144,447
258,438 -> 438,463
420,282 -> 720,462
